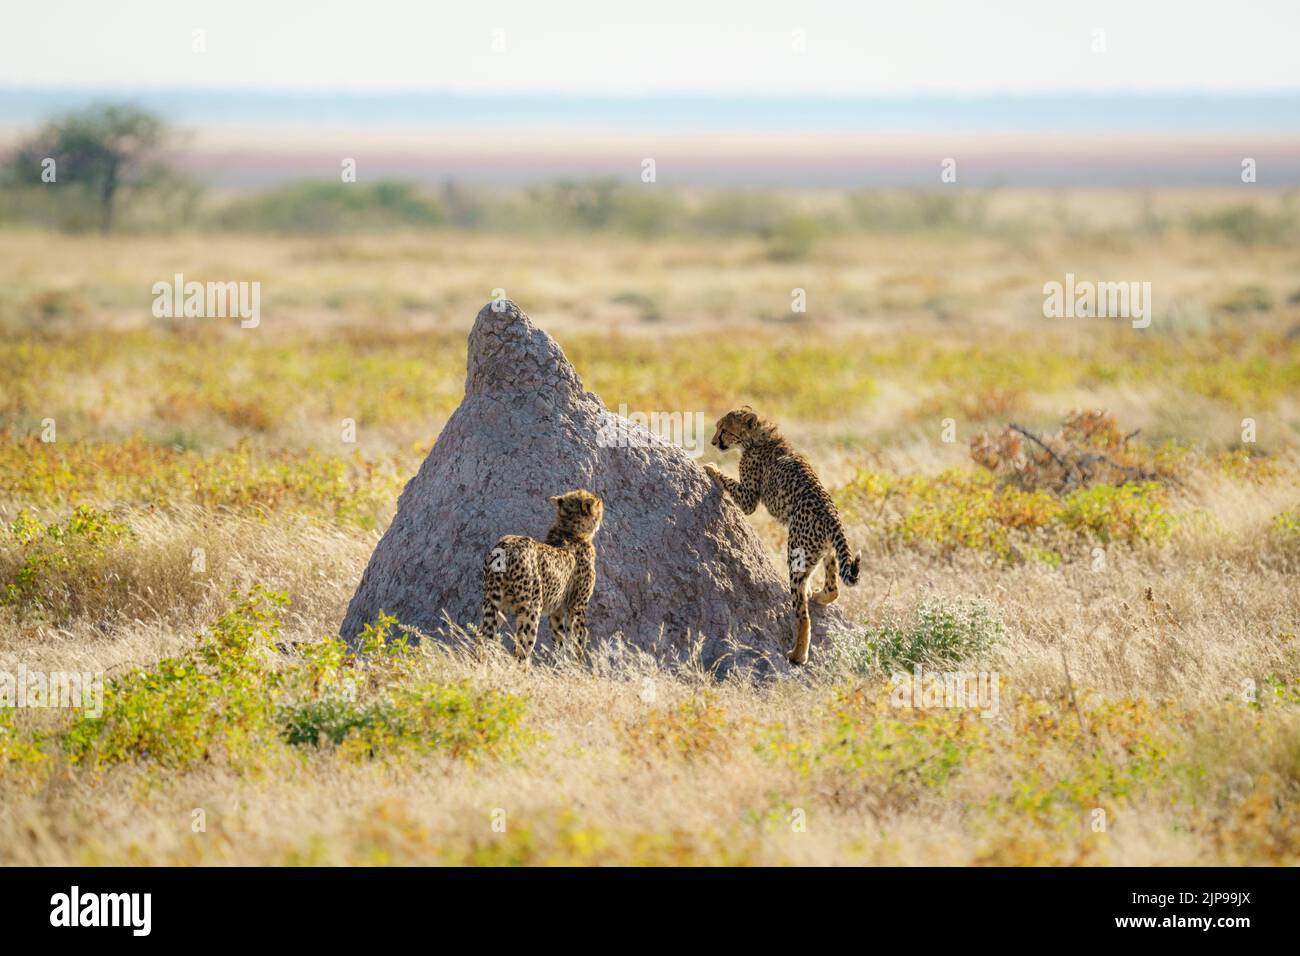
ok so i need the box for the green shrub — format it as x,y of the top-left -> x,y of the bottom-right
282,680 -> 531,763
1,505 -> 131,619
523,178 -> 621,230
1058,482 -> 1173,545
691,190 -> 794,237
1214,284 -> 1274,315
1182,356 -> 1300,407
619,695 -> 733,763
824,598 -> 1004,676
1269,507 -> 1300,566
341,682 -> 530,762
60,591 -> 530,771
838,466 -> 1176,563
762,214 -> 827,261
280,690 -> 376,747
1189,204 -> 1295,245
279,613 -> 531,762
847,189 -> 990,234
5,433 -> 409,529
0,708 -> 49,788
756,685 -> 988,801
896,472 -> 1059,559
610,290 -> 663,323
215,180 -> 444,234
63,587 -> 287,770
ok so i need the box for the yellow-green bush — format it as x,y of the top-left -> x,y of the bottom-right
0,708 -> 50,790
324,681 -> 531,764
63,587 -> 288,771
620,694 -> 735,764
1183,356 -> 1300,406
566,335 -> 877,421
1269,507 -> 1300,567
1057,482 -> 1173,545
993,694 -> 1176,826
1,505 -> 131,620
0,330 -> 468,434
2,434 -> 408,528
444,811 -> 760,866
756,685 -> 989,807
281,613 -> 532,764
63,594 -> 534,772
838,468 -> 1174,562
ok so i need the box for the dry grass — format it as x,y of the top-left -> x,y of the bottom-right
2,192 -> 1299,865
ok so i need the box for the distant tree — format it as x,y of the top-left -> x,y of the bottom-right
4,103 -> 180,234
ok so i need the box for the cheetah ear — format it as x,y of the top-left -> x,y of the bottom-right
549,495 -> 561,507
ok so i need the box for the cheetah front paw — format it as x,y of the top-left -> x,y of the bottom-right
703,463 -> 723,483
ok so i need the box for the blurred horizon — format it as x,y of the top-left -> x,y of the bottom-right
4,89 -> 1300,187
3,89 -> 1299,133
5,0 -> 1300,187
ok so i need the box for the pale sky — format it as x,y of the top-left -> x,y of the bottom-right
1,0 -> 1297,96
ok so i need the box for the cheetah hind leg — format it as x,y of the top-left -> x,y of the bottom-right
811,549 -> 840,605
513,606 -> 541,664
788,565 -> 813,666
569,607 -> 589,664
549,609 -> 568,655
479,597 -> 503,659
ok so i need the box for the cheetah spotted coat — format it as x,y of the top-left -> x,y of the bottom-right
480,490 -> 602,662
706,408 -> 860,664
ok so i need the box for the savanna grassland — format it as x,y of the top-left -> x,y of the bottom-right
1,188 -> 1298,865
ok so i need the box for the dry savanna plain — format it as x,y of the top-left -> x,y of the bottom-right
1,189 -> 1298,865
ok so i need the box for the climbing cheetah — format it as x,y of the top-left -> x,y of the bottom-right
705,407 -> 861,665
480,489 -> 603,663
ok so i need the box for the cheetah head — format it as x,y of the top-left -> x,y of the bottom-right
711,406 -> 763,452
549,489 -> 604,539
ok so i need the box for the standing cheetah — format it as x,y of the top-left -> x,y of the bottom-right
480,489 -> 603,663
705,407 -> 860,665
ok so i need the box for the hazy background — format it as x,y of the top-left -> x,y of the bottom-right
3,0 -> 1300,190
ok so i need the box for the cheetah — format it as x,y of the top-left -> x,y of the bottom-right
480,489 -> 603,663
704,407 -> 860,666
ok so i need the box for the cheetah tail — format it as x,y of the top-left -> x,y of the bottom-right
832,525 -> 861,586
